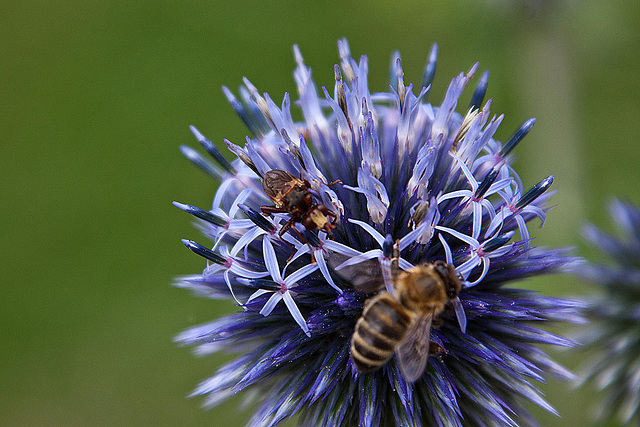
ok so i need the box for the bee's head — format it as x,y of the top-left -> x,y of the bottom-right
433,261 -> 461,300
401,265 -> 446,311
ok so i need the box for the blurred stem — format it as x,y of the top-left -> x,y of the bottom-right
515,3 -> 584,247
514,5 -> 590,427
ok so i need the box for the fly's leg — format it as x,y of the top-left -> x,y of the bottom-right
261,205 -> 289,216
289,225 -> 315,264
277,219 -> 298,262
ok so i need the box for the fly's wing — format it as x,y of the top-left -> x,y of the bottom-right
262,170 -> 301,205
327,252 -> 385,293
395,312 -> 433,382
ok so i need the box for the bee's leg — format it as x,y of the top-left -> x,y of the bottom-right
429,342 -> 447,356
327,179 -> 342,186
261,205 -> 289,216
431,317 -> 442,328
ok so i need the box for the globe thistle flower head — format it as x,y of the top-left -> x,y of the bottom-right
578,198 -> 640,424
175,39 -> 582,426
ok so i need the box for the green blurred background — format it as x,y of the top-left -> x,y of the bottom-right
2,0 -> 639,425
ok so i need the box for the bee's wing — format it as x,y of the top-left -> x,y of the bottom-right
395,312 -> 433,382
327,252 -> 385,293
262,170 -> 300,203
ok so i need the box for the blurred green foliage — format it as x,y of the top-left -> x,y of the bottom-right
1,0 -> 639,425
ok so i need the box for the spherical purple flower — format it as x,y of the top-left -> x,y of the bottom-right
577,199 -> 640,424
174,39 -> 582,426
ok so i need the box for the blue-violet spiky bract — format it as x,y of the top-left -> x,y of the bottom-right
174,39 -> 582,427
578,198 -> 640,424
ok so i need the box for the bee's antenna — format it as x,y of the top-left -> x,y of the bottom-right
392,239 -> 401,270
380,234 -> 396,293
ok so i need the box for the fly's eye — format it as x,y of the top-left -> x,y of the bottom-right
303,216 -> 316,229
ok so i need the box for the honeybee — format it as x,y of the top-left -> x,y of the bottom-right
334,244 -> 466,382
261,170 -> 337,250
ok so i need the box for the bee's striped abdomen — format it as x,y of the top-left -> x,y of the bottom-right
350,293 -> 411,372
